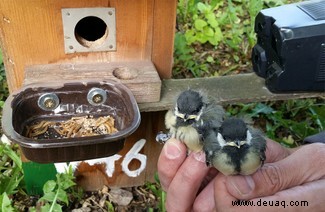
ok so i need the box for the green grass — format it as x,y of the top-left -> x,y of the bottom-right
226,99 -> 325,147
0,143 -> 24,212
173,0 -> 302,78
0,64 -> 9,109
28,166 -> 83,212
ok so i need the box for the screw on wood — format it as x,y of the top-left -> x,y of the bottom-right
38,93 -> 60,111
87,88 -> 107,106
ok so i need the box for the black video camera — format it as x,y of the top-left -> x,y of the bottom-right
252,0 -> 325,92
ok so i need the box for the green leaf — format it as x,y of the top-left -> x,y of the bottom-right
282,135 -> 294,145
210,0 -> 221,9
206,56 -> 214,63
265,121 -> 276,139
196,32 -> 209,43
233,55 -> 240,62
41,203 -> 62,212
194,19 -> 207,31
107,201 -> 115,212
264,0 -> 287,7
43,180 -> 57,193
175,32 -> 194,54
56,188 -> 69,205
197,2 -> 207,13
0,192 -> 15,212
0,144 -> 23,195
146,182 -> 158,197
29,207 -> 37,212
248,0 -> 263,19
206,13 -> 219,28
185,30 -> 197,44
40,204 -> 51,212
58,174 -> 75,190
3,145 -> 22,169
289,121 -> 309,140
60,179 -> 75,190
0,173 -> 23,195
208,36 -> 219,46
214,28 -> 223,40
33,162 -> 80,212
309,106 -> 325,130
203,26 -> 214,37
40,191 -> 56,203
250,103 -> 274,117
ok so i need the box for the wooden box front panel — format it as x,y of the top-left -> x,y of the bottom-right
0,0 -> 176,92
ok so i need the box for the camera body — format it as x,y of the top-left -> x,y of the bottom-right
252,0 -> 325,92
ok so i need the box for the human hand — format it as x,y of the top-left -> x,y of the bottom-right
157,138 -> 325,211
215,142 -> 325,211
158,138 -> 217,211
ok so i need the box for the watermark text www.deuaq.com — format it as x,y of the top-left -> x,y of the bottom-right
232,199 -> 309,208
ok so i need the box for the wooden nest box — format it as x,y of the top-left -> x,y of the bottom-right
0,0 -> 176,103
0,0 -> 177,192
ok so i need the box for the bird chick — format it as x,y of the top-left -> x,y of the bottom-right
164,89 -> 225,152
204,118 -> 266,175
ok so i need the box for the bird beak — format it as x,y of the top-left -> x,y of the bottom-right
225,141 -> 241,148
235,140 -> 247,148
227,140 -> 244,148
235,140 -> 241,148
174,110 -> 184,119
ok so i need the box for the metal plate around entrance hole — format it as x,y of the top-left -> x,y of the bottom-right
61,8 -> 116,54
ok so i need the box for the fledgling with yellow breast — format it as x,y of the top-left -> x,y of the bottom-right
203,118 -> 266,175
164,89 -> 225,152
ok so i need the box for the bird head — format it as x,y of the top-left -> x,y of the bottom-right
217,118 -> 252,149
174,90 -> 207,126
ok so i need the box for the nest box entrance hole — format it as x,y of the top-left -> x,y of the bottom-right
74,16 -> 108,48
62,8 -> 116,53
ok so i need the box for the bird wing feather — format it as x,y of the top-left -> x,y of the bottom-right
248,127 -> 267,162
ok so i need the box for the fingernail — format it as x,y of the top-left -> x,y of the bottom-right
228,175 -> 255,196
164,141 -> 182,159
193,151 -> 206,163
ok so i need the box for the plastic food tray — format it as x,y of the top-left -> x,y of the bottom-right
2,80 -> 141,163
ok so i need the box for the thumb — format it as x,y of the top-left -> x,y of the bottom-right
225,143 -> 325,200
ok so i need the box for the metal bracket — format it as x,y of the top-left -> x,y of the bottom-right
61,8 -> 116,54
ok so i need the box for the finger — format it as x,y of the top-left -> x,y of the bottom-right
165,151 -> 209,212
157,138 -> 187,191
199,168 -> 218,192
226,143 -> 325,200
193,177 -> 216,212
248,179 -> 325,211
217,179 -> 325,212
264,139 -> 291,163
214,173 -> 238,211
